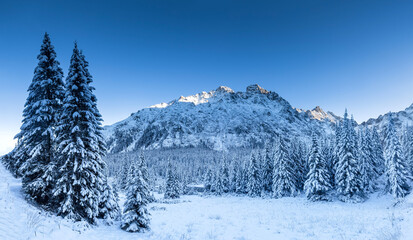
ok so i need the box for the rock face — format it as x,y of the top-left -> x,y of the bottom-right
104,84 -> 341,153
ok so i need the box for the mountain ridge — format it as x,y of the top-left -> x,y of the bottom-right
103,84 -> 412,153
103,84 -> 340,153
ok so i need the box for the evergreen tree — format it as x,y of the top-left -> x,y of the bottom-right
230,163 -> 238,192
321,137 -> 335,187
402,126 -> 413,176
384,114 -> 411,199
79,50 -> 106,158
214,170 -> 224,195
272,136 -> 298,198
304,133 -> 332,201
204,168 -> 214,192
221,161 -> 230,193
235,165 -> 247,194
371,127 -> 385,176
98,177 -> 120,225
247,152 -> 261,197
12,33 -> 65,205
358,128 -> 376,193
262,145 -> 274,192
137,152 -> 155,202
335,111 -> 364,202
121,160 -> 151,232
164,162 -> 180,199
331,122 -> 343,186
290,140 -> 307,191
117,160 -> 130,190
53,43 -> 106,223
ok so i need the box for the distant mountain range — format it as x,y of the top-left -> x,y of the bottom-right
103,84 -> 412,153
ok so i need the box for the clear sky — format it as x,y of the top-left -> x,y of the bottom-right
1,0 -> 413,154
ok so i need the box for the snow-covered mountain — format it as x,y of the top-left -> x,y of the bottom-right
361,104 -> 413,132
104,84 -> 340,153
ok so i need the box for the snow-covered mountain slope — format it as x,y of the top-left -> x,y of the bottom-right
361,104 -> 413,132
104,84 -> 339,153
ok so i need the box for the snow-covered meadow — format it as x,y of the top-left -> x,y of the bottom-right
1,164 -> 412,240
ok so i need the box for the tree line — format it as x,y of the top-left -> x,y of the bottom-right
107,109 -> 412,205
197,110 -> 411,202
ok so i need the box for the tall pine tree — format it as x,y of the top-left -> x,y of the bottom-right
15,33 -> 65,205
335,110 -> 364,202
235,164 -> 248,194
402,126 -> 413,176
290,140 -> 307,191
98,177 -> 120,225
220,160 -> 230,193
53,43 -> 107,223
214,169 -> 224,195
384,114 -> 410,199
247,152 -> 261,197
371,127 -> 385,175
272,136 -> 298,198
262,145 -> 274,193
164,162 -> 180,199
304,133 -> 332,201
204,168 -> 214,192
79,50 -> 106,157
358,128 -> 376,193
122,159 -> 151,232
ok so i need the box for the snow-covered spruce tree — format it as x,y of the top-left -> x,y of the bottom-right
304,133 -> 332,201
164,162 -> 180,199
214,170 -> 224,195
335,111 -> 364,202
98,177 -> 120,225
384,114 -> 411,199
261,145 -> 274,193
371,127 -> 385,175
204,168 -> 214,192
321,137 -> 335,187
121,160 -> 151,232
221,161 -> 230,193
358,128 -> 376,193
272,136 -> 298,198
136,152 -> 155,202
117,160 -> 130,190
402,126 -> 413,176
182,174 -> 192,195
53,43 -> 107,223
235,164 -> 247,194
247,152 -> 262,197
331,122 -> 343,187
79,50 -> 107,158
230,163 -> 238,192
290,140 -> 307,191
12,33 -> 65,205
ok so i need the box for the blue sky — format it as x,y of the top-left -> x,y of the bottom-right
1,0 -> 413,154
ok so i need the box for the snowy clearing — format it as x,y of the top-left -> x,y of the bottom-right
1,164 -> 412,240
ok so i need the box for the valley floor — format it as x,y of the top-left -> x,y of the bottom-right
1,164 -> 413,240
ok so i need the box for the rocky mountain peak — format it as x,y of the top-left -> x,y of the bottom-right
313,106 -> 323,113
216,86 -> 234,93
246,84 -> 269,94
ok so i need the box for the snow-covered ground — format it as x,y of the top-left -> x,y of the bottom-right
1,164 -> 412,240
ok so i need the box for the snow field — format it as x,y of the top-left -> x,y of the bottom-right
1,164 -> 412,240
